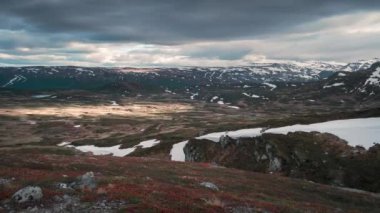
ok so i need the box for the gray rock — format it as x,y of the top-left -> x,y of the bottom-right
57,183 -> 68,189
200,182 -> 219,191
184,142 -> 204,162
269,157 -> 282,172
91,199 -> 127,211
0,178 -> 11,186
17,194 -> 81,213
70,172 -> 97,190
12,186 -> 43,203
228,206 -> 269,213
254,151 -> 260,161
260,154 -> 268,160
25,206 -> 39,212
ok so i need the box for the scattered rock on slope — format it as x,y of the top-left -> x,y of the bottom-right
200,182 -> 219,191
70,172 -> 97,190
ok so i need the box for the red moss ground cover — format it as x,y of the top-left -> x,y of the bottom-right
0,151 -> 379,212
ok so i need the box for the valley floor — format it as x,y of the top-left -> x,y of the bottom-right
0,92 -> 380,212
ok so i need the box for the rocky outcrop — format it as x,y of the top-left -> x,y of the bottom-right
184,135 -> 284,173
183,132 -> 380,190
219,135 -> 235,148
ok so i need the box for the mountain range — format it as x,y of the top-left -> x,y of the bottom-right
0,58 -> 378,91
1,59 -> 379,107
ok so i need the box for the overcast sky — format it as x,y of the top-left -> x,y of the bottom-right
0,0 -> 379,67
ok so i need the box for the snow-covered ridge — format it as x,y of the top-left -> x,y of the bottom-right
357,66 -> 380,94
1,59 -> 378,90
1,59 -> 378,74
342,58 -> 380,72
173,58 -> 377,74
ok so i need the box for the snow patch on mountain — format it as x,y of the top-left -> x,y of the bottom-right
190,93 -> 198,100
227,106 -> 240,109
263,82 -> 277,90
196,128 -> 264,142
110,101 -> 119,106
265,117 -> 380,149
170,141 -> 189,161
165,89 -> 176,94
71,144 -> 136,157
32,94 -> 52,99
243,93 -> 260,98
138,139 -> 161,148
323,82 -> 345,89
61,139 -> 160,157
363,67 -> 380,87
217,100 -> 224,105
2,75 -> 27,88
193,117 -> 380,149
210,96 -> 219,102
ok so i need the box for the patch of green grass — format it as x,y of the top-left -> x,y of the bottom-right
129,196 -> 141,204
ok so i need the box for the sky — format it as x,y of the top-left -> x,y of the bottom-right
0,0 -> 379,67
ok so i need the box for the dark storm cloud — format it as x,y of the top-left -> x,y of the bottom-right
1,0 -> 379,45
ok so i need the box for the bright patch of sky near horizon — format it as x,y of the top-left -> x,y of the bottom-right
0,1 -> 379,67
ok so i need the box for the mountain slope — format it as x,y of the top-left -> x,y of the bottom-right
321,62 -> 380,98
341,58 -> 380,72
0,149 -> 379,212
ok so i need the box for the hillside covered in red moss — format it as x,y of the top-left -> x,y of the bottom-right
0,149 -> 379,212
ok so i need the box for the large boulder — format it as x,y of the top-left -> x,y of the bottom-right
12,186 -> 43,203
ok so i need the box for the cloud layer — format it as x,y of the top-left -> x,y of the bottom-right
0,0 -> 379,66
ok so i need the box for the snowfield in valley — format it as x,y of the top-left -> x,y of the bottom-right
170,141 -> 189,161
60,139 -> 160,157
59,117 -> 380,161
265,117 -> 380,148
196,128 -> 263,142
